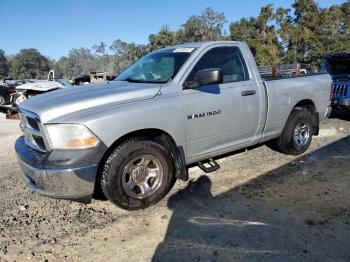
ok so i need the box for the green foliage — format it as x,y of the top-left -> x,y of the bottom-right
109,40 -> 148,73
0,49 -> 9,78
9,48 -> 52,79
148,7 -> 227,51
5,2 -> 350,79
312,2 -> 350,66
54,48 -> 97,79
230,5 -> 282,65
53,40 -> 149,79
149,26 -> 178,51
279,0 -> 321,65
178,7 -> 226,42
92,42 -> 107,56
231,0 -> 350,67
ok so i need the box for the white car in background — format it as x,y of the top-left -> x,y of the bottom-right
15,78 -> 73,105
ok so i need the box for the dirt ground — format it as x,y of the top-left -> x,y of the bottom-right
0,111 -> 349,262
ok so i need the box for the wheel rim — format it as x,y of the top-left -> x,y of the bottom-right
293,121 -> 310,149
0,95 -> 5,105
122,154 -> 163,199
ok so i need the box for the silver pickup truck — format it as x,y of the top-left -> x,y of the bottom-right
16,41 -> 332,210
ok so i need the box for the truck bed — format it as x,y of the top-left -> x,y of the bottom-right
261,73 -> 332,142
260,73 -> 324,82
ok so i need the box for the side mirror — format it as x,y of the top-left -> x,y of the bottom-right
185,68 -> 223,89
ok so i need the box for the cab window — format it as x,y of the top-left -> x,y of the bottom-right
186,46 -> 250,83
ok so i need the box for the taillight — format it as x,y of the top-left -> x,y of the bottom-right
8,88 -> 16,93
329,84 -> 333,102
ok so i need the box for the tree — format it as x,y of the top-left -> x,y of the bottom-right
278,0 -> 321,64
275,0 -> 350,68
230,5 -> 282,65
0,49 -> 9,78
54,48 -> 98,79
229,0 -> 350,68
124,43 -> 147,62
19,3 -> 348,79
93,42 -> 108,56
109,39 -> 130,56
179,7 -> 226,42
109,39 -> 147,73
312,2 -> 350,60
10,48 -> 51,79
201,7 -> 227,40
148,26 -> 178,51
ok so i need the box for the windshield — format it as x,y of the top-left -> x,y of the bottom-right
328,59 -> 350,76
116,48 -> 195,84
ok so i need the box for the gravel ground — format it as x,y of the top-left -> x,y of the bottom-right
0,111 -> 349,261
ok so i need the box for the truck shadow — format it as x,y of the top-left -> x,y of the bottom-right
152,136 -> 350,262
330,109 -> 350,121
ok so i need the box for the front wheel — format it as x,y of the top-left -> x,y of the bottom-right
276,108 -> 314,155
101,137 -> 176,210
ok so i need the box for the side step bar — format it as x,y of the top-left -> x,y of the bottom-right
198,158 -> 220,173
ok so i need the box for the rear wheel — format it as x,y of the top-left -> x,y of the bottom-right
101,137 -> 176,210
276,108 -> 313,155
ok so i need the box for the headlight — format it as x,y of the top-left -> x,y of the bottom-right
45,124 -> 99,150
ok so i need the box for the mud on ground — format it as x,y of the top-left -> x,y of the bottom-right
0,111 -> 349,261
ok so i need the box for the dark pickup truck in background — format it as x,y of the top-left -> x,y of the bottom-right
321,53 -> 350,110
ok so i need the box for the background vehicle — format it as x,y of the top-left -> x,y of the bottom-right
0,78 -> 37,115
70,75 -> 90,85
70,72 -> 117,85
16,41 -> 332,211
15,78 -> 73,105
321,53 -> 350,110
0,78 -> 37,106
0,85 -> 17,105
2,78 -> 36,88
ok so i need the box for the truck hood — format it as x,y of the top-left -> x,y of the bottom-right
332,74 -> 350,82
19,81 -> 161,123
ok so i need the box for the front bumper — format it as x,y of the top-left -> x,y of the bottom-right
18,158 -> 98,202
15,136 -> 106,203
332,98 -> 350,107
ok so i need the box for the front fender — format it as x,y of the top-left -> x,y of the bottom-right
84,96 -> 186,152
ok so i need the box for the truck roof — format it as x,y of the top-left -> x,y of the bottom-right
160,41 -> 243,51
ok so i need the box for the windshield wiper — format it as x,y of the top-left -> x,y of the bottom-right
122,78 -> 163,84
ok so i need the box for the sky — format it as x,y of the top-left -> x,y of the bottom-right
0,0 -> 345,60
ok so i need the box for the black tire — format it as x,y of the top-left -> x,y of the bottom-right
276,108 -> 313,155
101,137 -> 176,210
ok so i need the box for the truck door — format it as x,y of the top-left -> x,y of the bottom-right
181,45 -> 261,159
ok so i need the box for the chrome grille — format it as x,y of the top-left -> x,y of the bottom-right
332,84 -> 349,97
19,110 -> 47,152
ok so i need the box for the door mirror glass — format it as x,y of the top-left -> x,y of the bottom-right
186,68 -> 223,88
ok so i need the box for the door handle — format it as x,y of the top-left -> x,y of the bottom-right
241,90 -> 256,96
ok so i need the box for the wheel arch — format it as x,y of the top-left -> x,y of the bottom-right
93,128 -> 187,199
292,99 -> 319,135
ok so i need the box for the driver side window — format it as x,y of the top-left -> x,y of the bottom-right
186,46 -> 249,84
